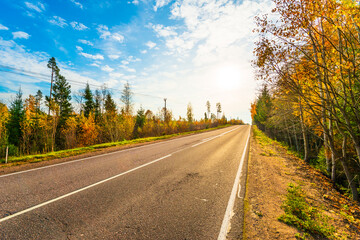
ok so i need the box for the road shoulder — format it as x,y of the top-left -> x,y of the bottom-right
243,127 -> 360,239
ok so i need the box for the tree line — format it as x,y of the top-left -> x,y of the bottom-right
251,0 -> 360,201
0,57 -> 243,159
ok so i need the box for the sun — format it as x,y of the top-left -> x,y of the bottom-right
215,64 -> 241,90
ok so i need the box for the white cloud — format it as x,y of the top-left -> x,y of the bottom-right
126,0 -> 275,123
131,0 -> 139,5
151,24 -> 177,37
121,60 -> 129,65
127,56 -> 141,62
109,72 -> 124,78
97,25 -> 124,42
70,0 -> 83,9
112,33 -> 124,42
0,24 -> 8,30
90,63 -> 100,67
80,52 -> 104,60
145,41 -> 156,49
97,25 -> 110,39
101,65 -> 114,72
76,46 -> 83,51
154,0 -> 171,11
49,16 -> 68,28
120,65 -> 136,73
12,31 -> 31,39
123,75 -> 136,80
78,39 -> 93,46
70,21 -> 88,30
140,49 -> 147,54
0,38 -> 15,47
108,54 -> 120,60
0,38 -> 100,99
24,2 -> 45,13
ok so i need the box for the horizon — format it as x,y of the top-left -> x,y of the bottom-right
0,0 -> 274,123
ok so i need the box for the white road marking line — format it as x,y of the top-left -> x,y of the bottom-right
0,154 -> 172,223
0,125 -> 243,223
191,127 -> 240,148
237,184 -> 242,199
191,136 -> 219,147
217,126 -> 251,240
0,126 -> 238,178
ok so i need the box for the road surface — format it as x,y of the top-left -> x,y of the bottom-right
0,125 -> 250,239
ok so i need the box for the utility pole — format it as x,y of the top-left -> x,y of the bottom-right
164,98 -> 167,122
48,65 -> 54,115
5,145 -> 8,164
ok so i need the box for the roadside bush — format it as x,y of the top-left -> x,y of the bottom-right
278,183 -> 335,239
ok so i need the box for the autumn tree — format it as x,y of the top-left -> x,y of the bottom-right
252,0 -> 360,201
0,102 -> 9,151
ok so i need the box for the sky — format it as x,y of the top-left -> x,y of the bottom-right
0,0 -> 274,123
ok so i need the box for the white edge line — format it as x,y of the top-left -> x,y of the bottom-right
217,126 -> 251,240
0,154 -> 172,223
0,126 -> 239,179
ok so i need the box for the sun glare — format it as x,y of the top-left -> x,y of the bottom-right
215,65 -> 241,90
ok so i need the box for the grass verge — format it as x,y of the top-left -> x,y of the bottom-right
1,124 -> 235,167
278,183 -> 336,239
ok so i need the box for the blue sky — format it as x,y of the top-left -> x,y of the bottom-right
0,0 -> 273,123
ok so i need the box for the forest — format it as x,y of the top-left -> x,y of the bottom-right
251,0 -> 360,201
0,57 -> 242,160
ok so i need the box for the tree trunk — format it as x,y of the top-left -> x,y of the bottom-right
341,136 -> 359,201
293,124 -> 299,152
299,100 -> 309,162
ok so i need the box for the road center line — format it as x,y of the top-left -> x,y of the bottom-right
0,126 -> 242,223
0,154 -> 172,223
217,126 -> 251,240
192,126 -> 240,148
0,126 -> 238,179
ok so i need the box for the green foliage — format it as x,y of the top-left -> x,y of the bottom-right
279,183 -> 336,239
310,146 -> 328,174
253,85 -> 271,129
1,124 -> 234,165
6,88 -> 24,147
104,92 -> 116,113
83,83 -> 94,118
252,125 -> 273,146
53,75 -> 72,118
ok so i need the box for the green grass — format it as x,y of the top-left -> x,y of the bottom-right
1,124 -> 234,166
252,126 -> 274,146
279,183 -> 336,239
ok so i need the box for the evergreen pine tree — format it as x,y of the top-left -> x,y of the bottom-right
83,83 -> 94,118
48,57 -> 72,148
104,92 -> 116,113
7,88 -> 25,147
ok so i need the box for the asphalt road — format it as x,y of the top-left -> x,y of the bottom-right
0,125 -> 250,239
